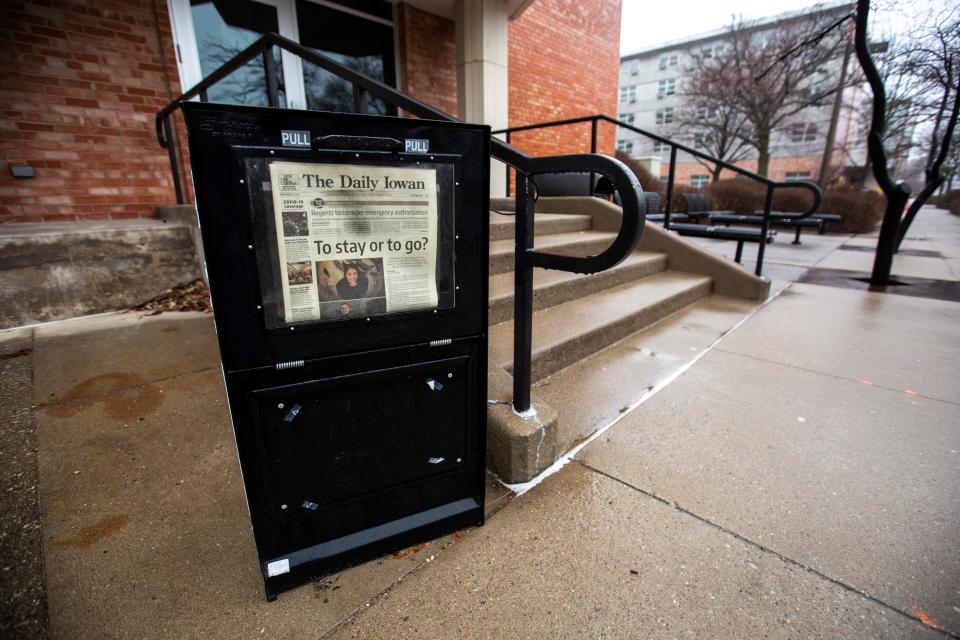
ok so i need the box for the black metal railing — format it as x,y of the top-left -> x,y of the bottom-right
155,32 -> 644,414
496,115 -> 823,276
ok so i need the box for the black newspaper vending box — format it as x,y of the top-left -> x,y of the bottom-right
181,103 -> 489,599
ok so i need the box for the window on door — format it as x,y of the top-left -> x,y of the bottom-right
189,0 -> 287,107
295,0 -> 395,114
169,0 -> 396,113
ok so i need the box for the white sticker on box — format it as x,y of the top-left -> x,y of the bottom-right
266,559 -> 290,577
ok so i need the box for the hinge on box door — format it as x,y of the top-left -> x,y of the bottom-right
275,359 -> 305,371
429,338 -> 452,347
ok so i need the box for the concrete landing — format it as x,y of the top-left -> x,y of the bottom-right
0,219 -> 200,329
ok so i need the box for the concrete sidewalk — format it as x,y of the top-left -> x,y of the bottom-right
3,208 -> 959,639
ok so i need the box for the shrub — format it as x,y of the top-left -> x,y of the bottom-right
930,189 -> 960,215
820,186 -> 885,233
708,178 -> 765,214
615,151 -> 664,198
708,178 -> 885,232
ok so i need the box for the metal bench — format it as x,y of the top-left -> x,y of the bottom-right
642,193 -> 690,223
681,193 -> 734,222
710,213 -> 822,244
668,223 -> 776,264
755,211 -> 842,234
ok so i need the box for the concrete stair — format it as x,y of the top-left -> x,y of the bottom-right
489,230 -> 620,275
490,271 -> 712,381
489,212 -> 592,241
486,197 -> 769,484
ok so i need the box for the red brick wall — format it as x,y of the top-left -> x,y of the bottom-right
396,3 -> 458,118
0,0 -> 183,223
507,0 -> 621,158
669,156 -> 824,184
0,0 -> 623,224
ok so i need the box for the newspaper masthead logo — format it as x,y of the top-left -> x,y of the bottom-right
281,130 -> 311,147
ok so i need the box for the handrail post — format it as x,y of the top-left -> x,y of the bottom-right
505,131 -> 512,198
352,85 -> 370,114
757,186 -> 774,276
589,117 -> 598,197
664,146 -> 677,228
262,45 -> 279,108
512,172 -> 535,414
163,115 -> 184,205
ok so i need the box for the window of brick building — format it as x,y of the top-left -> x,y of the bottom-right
619,113 -> 635,125
616,140 -> 635,154
657,78 -> 676,99
691,175 -> 710,188
785,171 -> 812,181
790,123 -> 819,143
659,52 -> 679,70
655,108 -> 674,125
620,85 -> 637,102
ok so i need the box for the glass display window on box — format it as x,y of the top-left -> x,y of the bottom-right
241,154 -> 457,331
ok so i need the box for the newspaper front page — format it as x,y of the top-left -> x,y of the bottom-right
269,161 -> 439,324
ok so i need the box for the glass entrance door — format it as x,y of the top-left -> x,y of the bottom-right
295,0 -> 396,115
189,0 -> 287,106
168,0 -> 396,113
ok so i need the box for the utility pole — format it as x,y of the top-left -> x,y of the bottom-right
819,25 -> 853,187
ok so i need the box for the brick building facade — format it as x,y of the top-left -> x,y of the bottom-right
0,0 -> 622,225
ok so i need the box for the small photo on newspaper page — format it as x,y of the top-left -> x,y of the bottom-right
268,161 -> 439,324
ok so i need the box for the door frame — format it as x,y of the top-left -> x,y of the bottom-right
167,0 -> 307,109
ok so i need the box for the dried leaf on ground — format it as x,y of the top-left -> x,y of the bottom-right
127,278 -> 211,315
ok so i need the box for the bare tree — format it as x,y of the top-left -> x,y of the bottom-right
854,40 -> 928,183
892,4 -> 960,247
685,8 -> 852,177
674,50 -> 753,181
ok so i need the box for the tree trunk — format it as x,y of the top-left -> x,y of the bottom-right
757,129 -> 771,177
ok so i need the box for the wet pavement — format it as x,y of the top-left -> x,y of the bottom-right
2,207 -> 959,638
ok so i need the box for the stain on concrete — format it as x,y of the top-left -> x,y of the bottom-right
0,347 -> 32,360
911,606 -> 943,631
43,372 -> 163,420
54,513 -> 130,549
161,326 -> 179,333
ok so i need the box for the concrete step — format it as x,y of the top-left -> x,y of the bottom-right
534,294 -> 759,455
489,270 -> 713,382
489,212 -> 593,242
488,252 -> 668,325
489,230 -> 618,275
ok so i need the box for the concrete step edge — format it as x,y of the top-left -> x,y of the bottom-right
488,252 -> 669,325
489,231 -> 619,275
489,213 -> 593,242
492,272 -> 713,381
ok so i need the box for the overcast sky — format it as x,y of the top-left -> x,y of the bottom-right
619,0 -> 950,54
